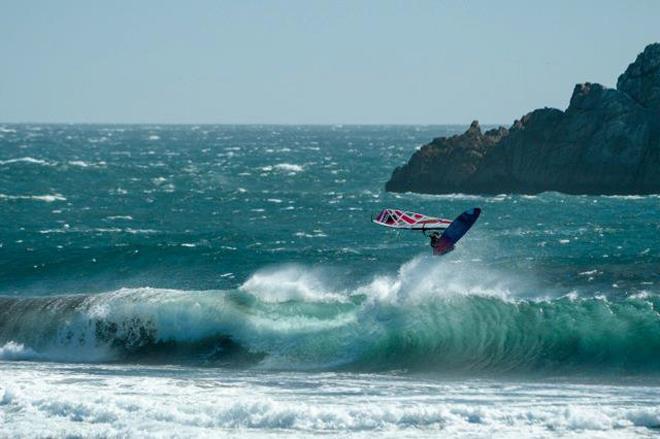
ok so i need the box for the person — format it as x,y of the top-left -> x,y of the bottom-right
429,231 -> 454,256
429,231 -> 441,248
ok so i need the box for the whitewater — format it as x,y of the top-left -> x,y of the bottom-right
1,124 -> 659,437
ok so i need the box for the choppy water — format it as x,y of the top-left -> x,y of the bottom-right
1,124 -> 659,437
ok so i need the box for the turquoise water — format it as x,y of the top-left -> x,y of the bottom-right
1,124 -> 659,436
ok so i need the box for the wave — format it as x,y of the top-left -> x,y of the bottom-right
0,341 -> 45,361
261,163 -> 304,173
2,380 -> 658,435
0,156 -> 106,169
67,160 -> 106,168
0,258 -> 658,373
0,193 -> 67,202
0,156 -> 53,166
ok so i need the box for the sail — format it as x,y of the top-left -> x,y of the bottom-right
372,208 -> 451,231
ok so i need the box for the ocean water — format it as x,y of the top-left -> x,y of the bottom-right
1,124 -> 659,437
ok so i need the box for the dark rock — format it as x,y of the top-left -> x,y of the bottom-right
617,43 -> 660,110
385,121 -> 507,193
386,43 -> 660,195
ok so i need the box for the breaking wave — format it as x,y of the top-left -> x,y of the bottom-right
2,381 -> 659,436
0,193 -> 67,202
0,156 -> 53,166
1,257 -> 658,373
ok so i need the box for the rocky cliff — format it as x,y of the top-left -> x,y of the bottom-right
386,43 -> 660,195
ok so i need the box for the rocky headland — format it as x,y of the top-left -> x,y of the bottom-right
386,43 -> 660,195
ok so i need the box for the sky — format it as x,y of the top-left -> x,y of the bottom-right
1,1 -> 659,125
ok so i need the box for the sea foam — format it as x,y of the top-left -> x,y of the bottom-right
1,365 -> 658,437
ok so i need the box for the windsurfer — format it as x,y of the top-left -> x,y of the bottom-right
372,207 -> 480,256
429,231 -> 441,248
429,231 -> 454,256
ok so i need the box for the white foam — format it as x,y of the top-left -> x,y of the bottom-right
67,160 -> 105,168
35,194 -> 67,202
124,228 -> 158,234
406,192 -> 486,201
294,231 -> 327,238
0,193 -> 66,202
0,156 -> 52,166
0,366 -> 658,437
111,187 -> 128,195
356,255 -> 522,305
39,226 -> 159,235
240,266 -> 346,303
274,163 -> 303,172
0,342 -> 44,361
602,195 -> 647,200
262,163 -> 304,173
238,255 -> 527,308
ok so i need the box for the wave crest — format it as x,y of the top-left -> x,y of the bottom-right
0,260 -> 658,373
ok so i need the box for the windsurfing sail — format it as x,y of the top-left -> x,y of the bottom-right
372,208 -> 452,231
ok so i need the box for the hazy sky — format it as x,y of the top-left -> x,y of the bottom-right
1,1 -> 659,124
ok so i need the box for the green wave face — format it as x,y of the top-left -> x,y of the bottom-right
1,259 -> 658,374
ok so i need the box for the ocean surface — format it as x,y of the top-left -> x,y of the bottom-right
1,124 -> 659,437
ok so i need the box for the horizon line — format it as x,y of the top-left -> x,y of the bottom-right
0,120 -> 510,127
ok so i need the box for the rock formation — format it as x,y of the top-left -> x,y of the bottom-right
386,43 -> 660,195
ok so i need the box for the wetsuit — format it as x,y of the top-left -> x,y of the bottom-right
430,233 -> 454,256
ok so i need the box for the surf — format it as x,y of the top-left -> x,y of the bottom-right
1,258 -> 658,374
